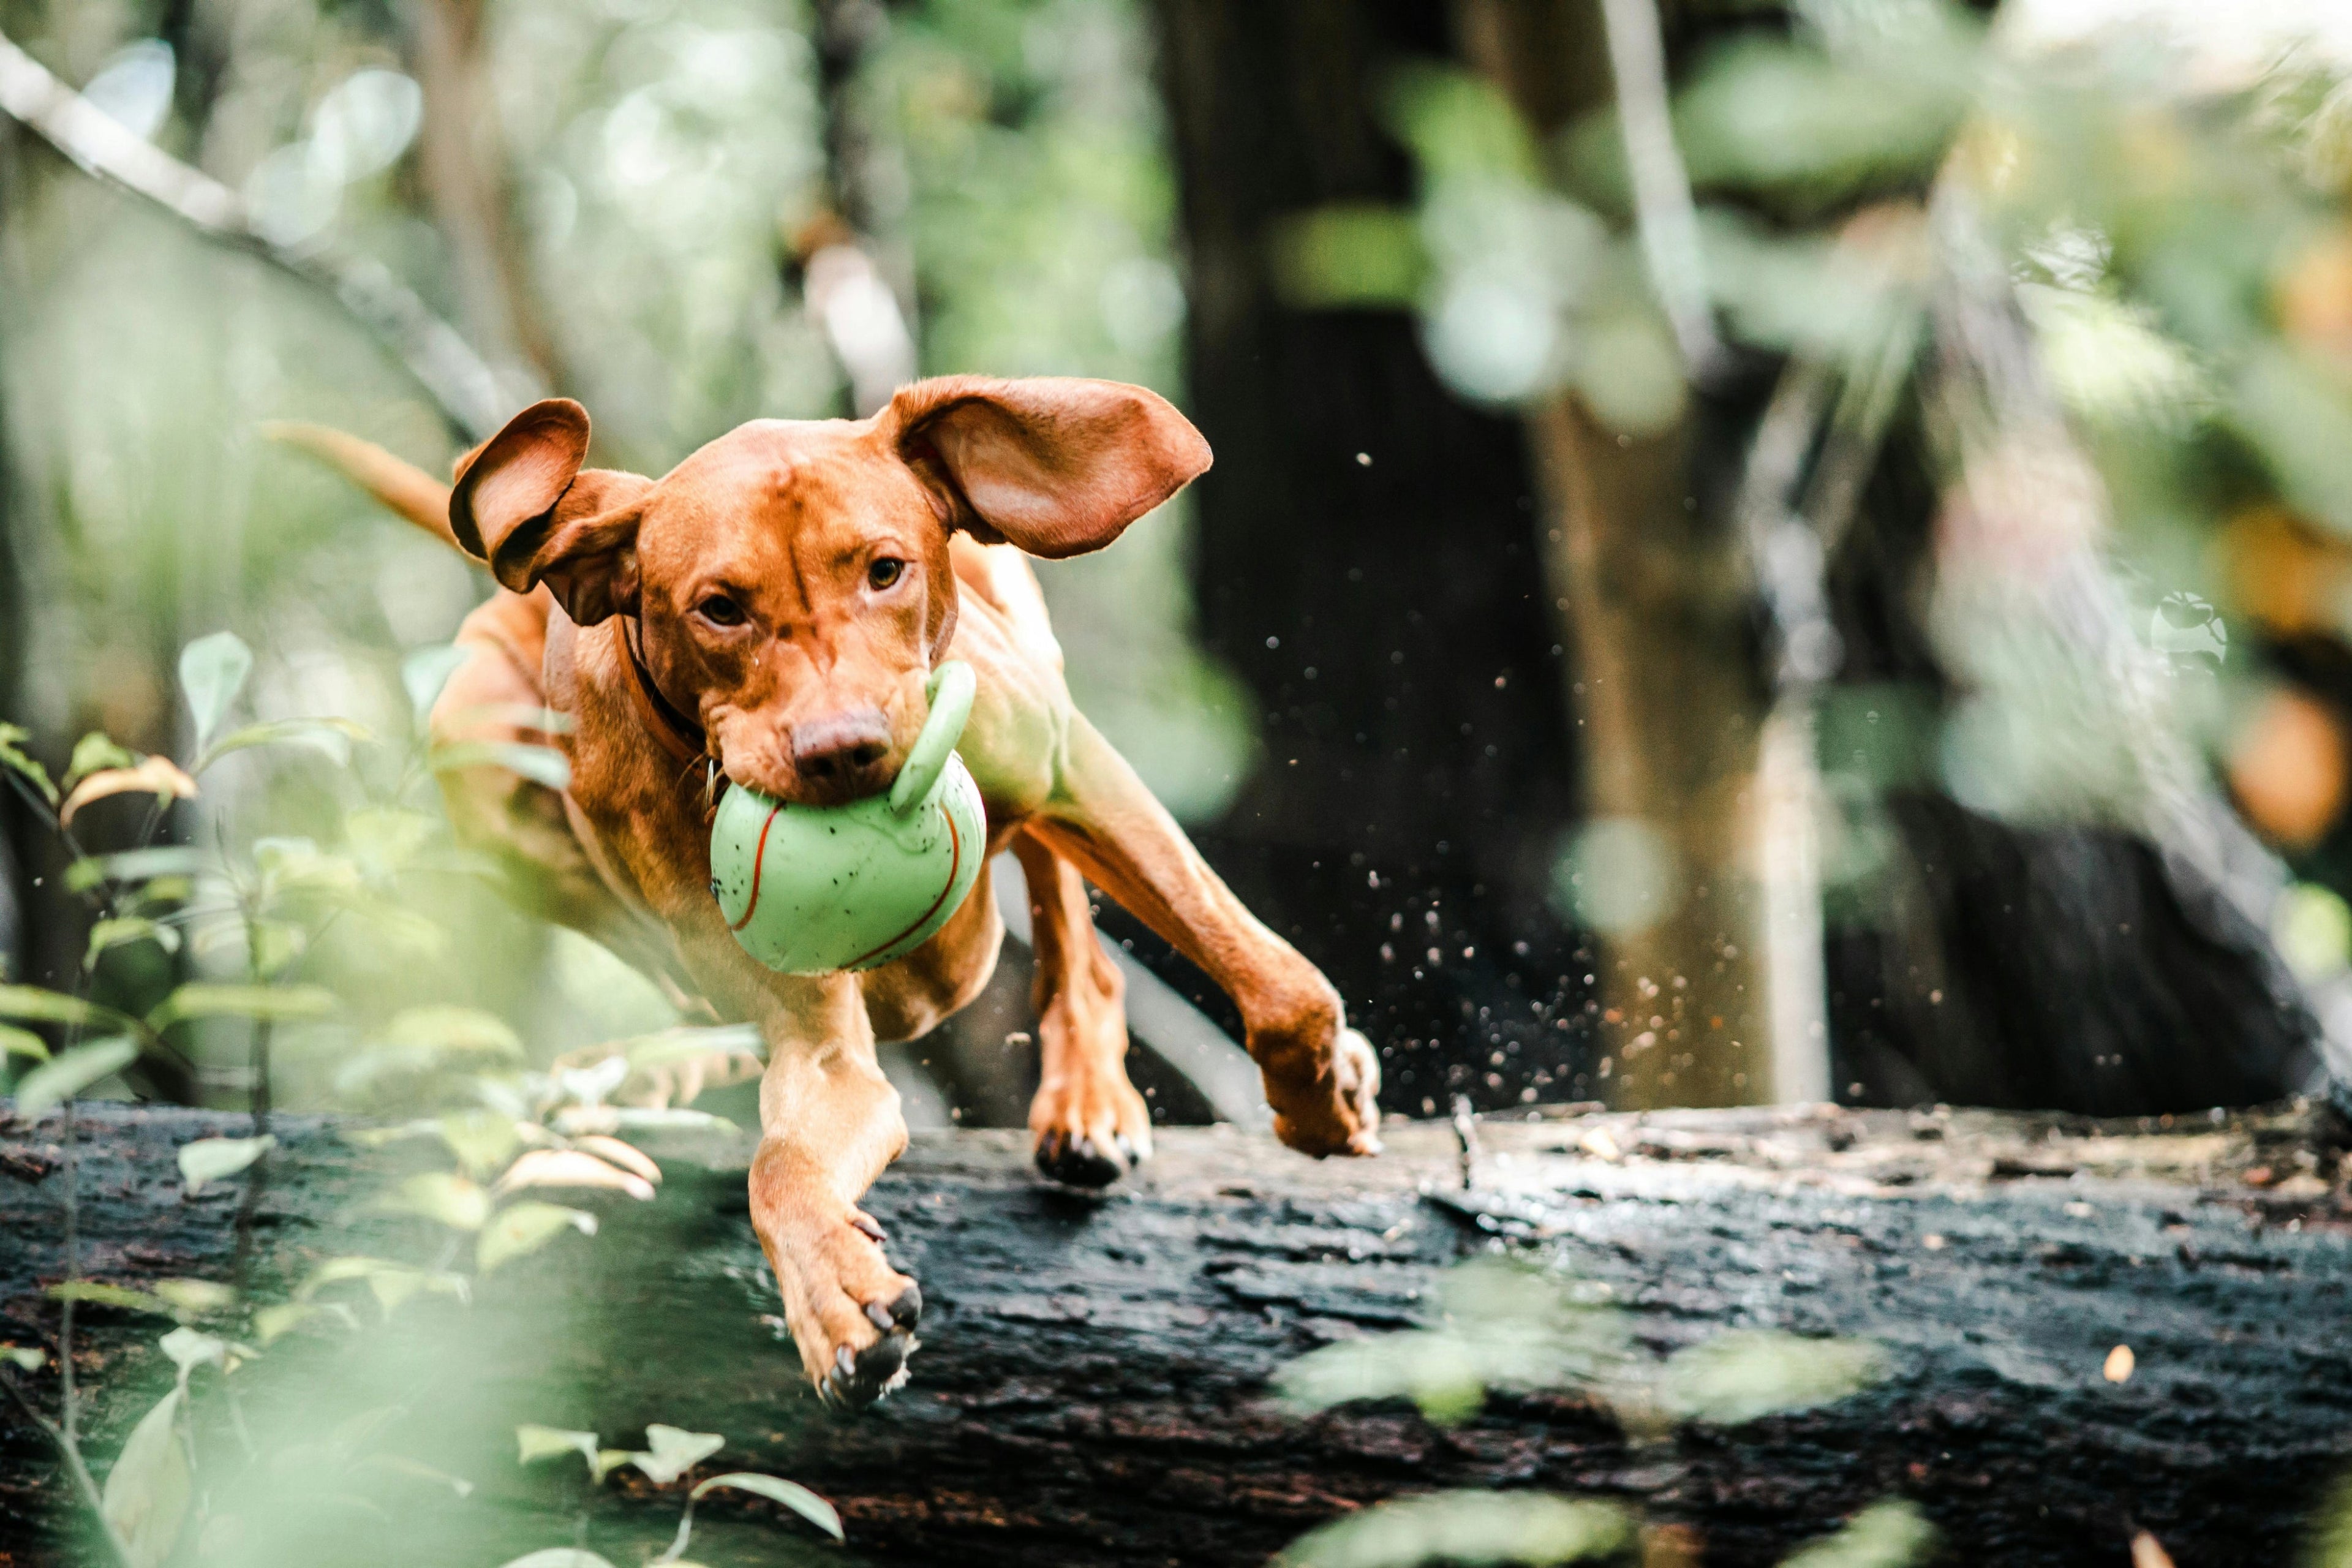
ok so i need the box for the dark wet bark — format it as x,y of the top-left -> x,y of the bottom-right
4,1102 -> 2348,1566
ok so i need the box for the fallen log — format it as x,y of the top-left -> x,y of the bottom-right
2,1101 -> 2349,1566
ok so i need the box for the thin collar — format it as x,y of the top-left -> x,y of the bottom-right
614,616 -> 709,770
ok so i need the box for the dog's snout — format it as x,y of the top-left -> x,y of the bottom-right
789,709 -> 893,797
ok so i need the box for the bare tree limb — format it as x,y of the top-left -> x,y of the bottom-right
0,30 -> 512,442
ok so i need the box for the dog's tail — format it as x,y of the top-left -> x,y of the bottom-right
264,423 -> 467,556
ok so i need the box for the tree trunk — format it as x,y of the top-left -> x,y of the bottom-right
4,1102 -> 2348,1566
1153,0 -> 1599,1120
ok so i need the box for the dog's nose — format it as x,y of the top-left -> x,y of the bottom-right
789,709 -> 893,797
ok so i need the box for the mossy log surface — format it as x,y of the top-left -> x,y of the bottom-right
2,1101 -> 2349,1566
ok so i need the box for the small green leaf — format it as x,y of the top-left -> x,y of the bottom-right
252,1302 -> 320,1346
149,983 -> 337,1032
0,723 -> 57,807
198,716 -> 371,772
401,644 -> 473,727
158,1326 -> 227,1376
178,1134 -> 274,1196
15,1037 -> 141,1117
690,1472 -> 844,1540
435,1108 -> 522,1178
344,807 -> 438,876
65,732 -> 139,789
627,1424 -> 724,1485
493,1552 -> 616,1568
64,846 -> 214,894
1,1023 -> 50,1062
1660,1332 -> 1888,1426
1777,1498 -> 1937,1567
178,631 -> 254,753
148,1278 -> 238,1317
478,1202 -> 597,1273
516,1424 -> 603,1474
100,1387 -> 190,1568
86,918 -> 180,968
371,1170 -> 491,1231
1275,1490 -> 1628,1567
431,740 -> 572,791
0,984 -> 118,1029
625,1025 -> 763,1072
48,1281 -> 176,1316
3,1344 -> 47,1372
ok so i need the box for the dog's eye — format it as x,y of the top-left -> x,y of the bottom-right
696,594 -> 747,627
867,558 -> 906,591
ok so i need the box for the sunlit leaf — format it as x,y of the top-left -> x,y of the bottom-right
557,1055 -> 630,1108
157,1326 -> 227,1377
86,917 -> 180,968
492,1552 -> 616,1568
58,755 -> 198,828
3,1344 -> 46,1372
372,1170 -> 492,1231
690,1472 -> 844,1540
148,1278 -> 238,1317
478,1202 -> 597,1273
401,644 -> 473,727
64,731 -> 139,789
15,1037 -> 141,1117
356,1453 -> 475,1498
177,1135 -> 274,1196
178,631 -> 254,753
0,722 -> 57,806
296,1255 -> 470,1314
48,1281 -> 175,1316
1659,1331 -> 1887,1425
515,1424 -> 627,1480
494,1148 -> 655,1202
1,1023 -> 49,1062
197,716 -> 371,772
100,1387 -> 190,1568
1275,1490 -> 1630,1567
0,984 -> 124,1030
437,1107 -> 524,1178
624,1423 -> 725,1485
1778,1498 -> 1937,1567
148,983 -> 337,1032
431,739 -> 571,791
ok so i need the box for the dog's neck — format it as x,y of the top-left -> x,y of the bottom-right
614,614 -> 710,771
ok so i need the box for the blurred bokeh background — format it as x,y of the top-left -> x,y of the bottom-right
6,0 -> 2352,1128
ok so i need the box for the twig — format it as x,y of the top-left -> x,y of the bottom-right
0,1367 -> 138,1567
1597,0 -> 1727,378
0,29 -> 511,440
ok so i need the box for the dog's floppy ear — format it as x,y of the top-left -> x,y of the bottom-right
884,377 -> 1211,559
450,399 -> 651,625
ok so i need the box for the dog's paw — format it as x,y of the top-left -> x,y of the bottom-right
1264,1025 -> 1382,1159
1029,1069 -> 1154,1189
764,1204 -> 924,1409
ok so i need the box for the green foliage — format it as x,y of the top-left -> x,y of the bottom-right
100,1387 -> 190,1568
1658,1330 -> 1890,1425
13,1036 -> 140,1115
177,1133 -> 276,1196
0,722 -> 58,805
1276,1491 -> 1631,1567
1778,1500 -> 1938,1568
177,630 -> 255,755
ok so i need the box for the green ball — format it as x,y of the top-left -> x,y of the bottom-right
708,662 -> 988,975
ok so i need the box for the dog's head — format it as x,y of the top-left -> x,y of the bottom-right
448,377 -> 1210,806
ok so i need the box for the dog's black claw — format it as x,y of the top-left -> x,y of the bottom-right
1036,1130 -> 1128,1189
886,1282 -> 922,1329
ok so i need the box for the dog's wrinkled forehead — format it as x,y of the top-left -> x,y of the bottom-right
637,420 -> 929,568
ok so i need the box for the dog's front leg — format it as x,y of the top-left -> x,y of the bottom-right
1024,713 -> 1381,1160
684,943 -> 922,1405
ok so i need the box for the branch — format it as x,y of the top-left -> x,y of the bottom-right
0,30 -> 513,441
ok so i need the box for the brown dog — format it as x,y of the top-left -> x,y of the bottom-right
286,377 -> 1380,1404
